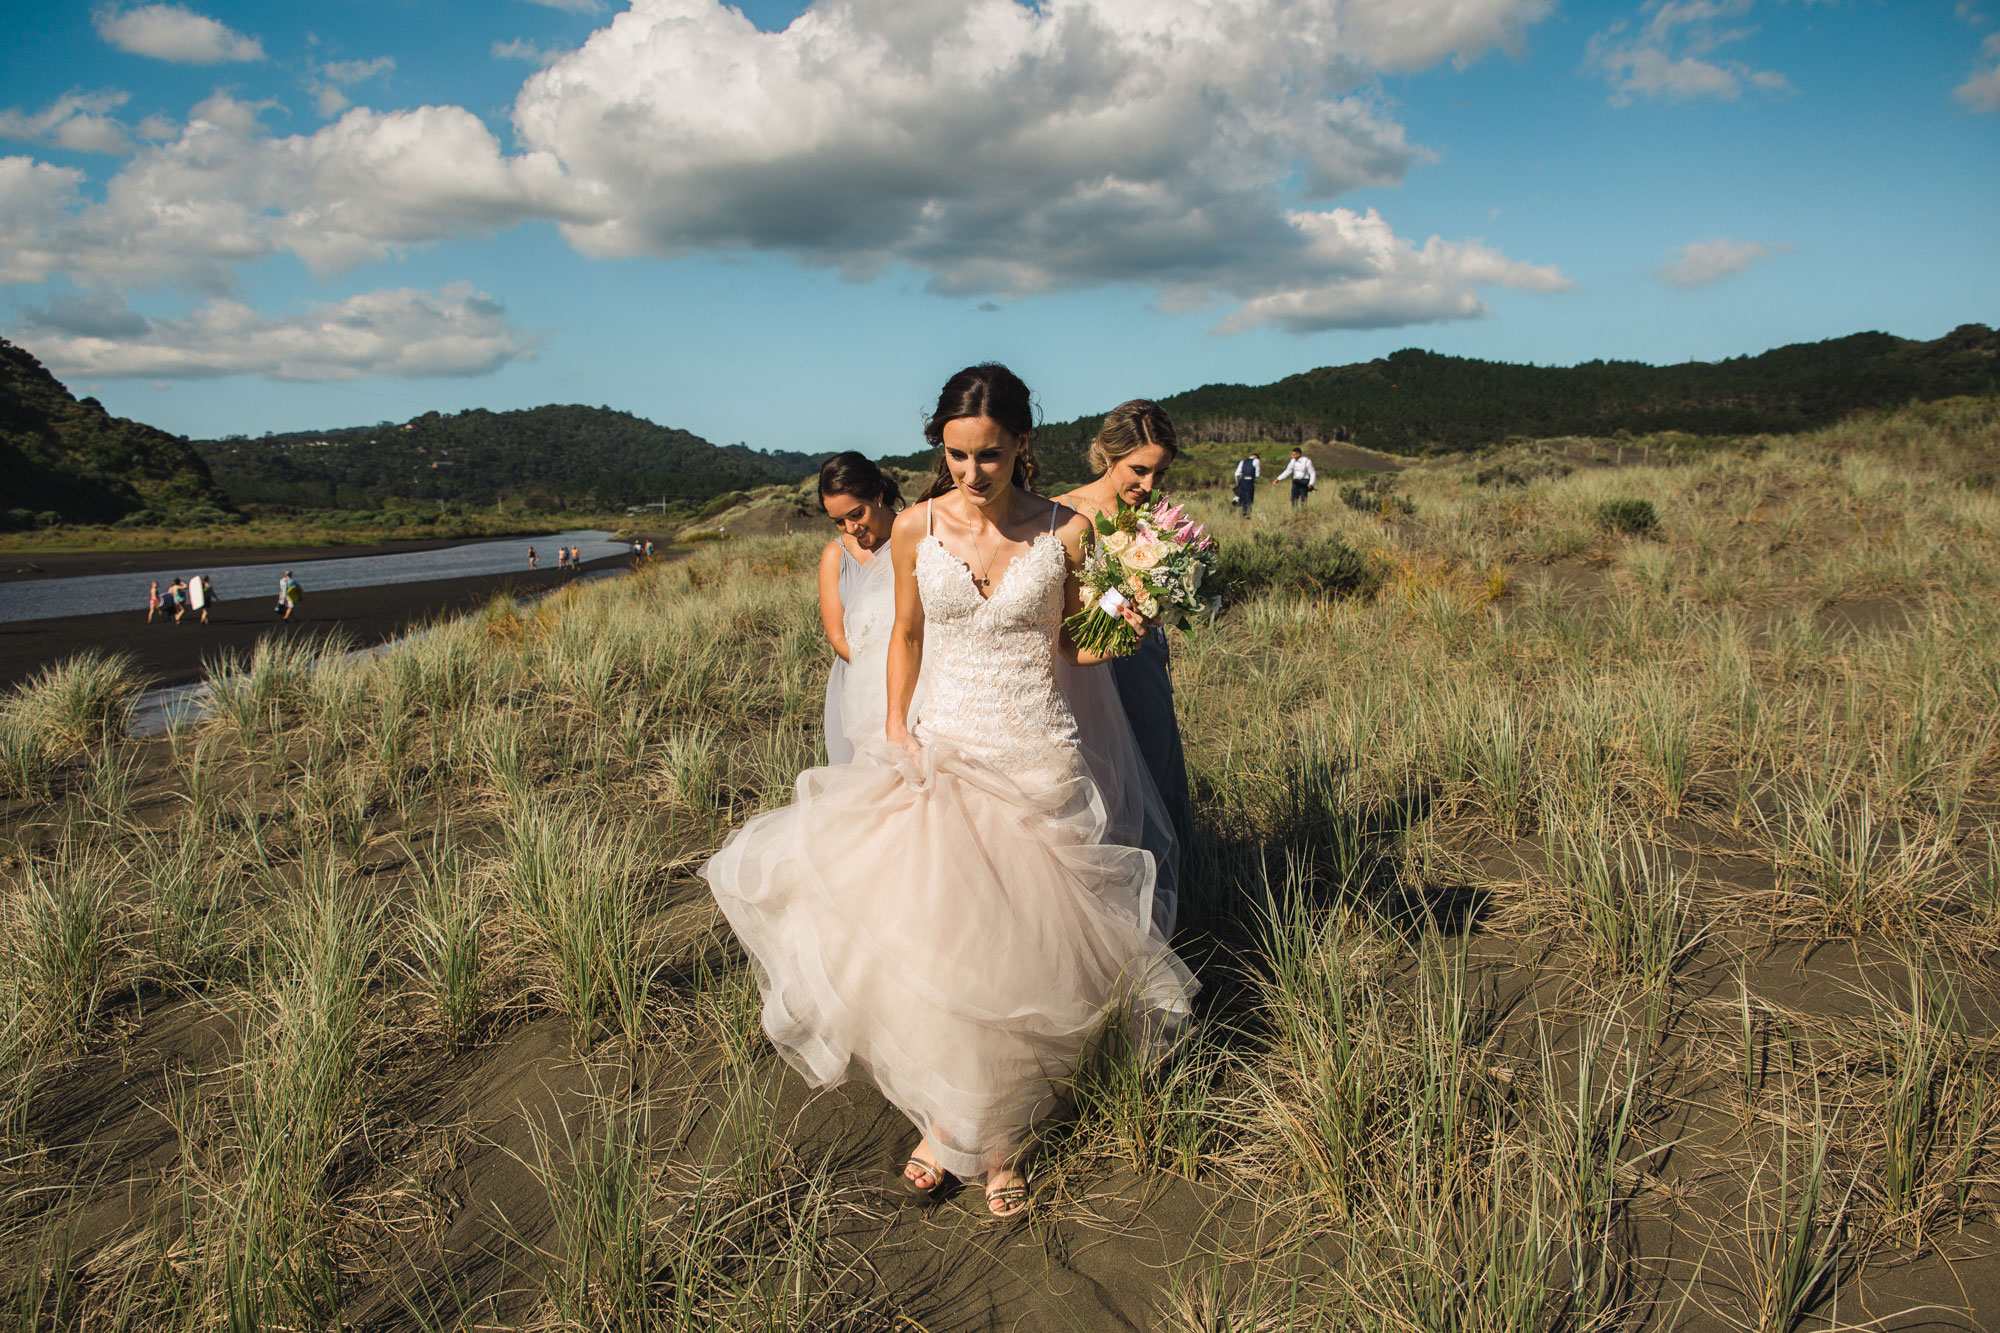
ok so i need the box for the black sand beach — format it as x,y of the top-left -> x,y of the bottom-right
0,552 -> 648,691
0,535 -> 508,584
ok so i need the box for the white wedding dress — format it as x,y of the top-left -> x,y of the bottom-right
703,510 -> 1196,1177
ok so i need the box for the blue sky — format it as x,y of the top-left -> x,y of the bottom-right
1,0 -> 1994,456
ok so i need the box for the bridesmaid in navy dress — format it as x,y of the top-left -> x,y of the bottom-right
1053,400 -> 1195,903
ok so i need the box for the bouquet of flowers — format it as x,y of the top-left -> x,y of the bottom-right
1065,496 -> 1218,658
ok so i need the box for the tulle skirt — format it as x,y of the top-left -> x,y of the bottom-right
701,738 -> 1195,1178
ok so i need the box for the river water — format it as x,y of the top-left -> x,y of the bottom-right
0,528 -> 630,624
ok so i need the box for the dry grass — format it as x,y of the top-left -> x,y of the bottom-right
0,397 -> 1996,1330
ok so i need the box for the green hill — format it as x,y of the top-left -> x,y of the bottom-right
928,323 -> 1999,485
0,338 -> 231,529
194,405 -> 826,513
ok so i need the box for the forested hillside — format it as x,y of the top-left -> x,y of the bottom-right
195,405 -> 825,512
997,323 -> 1999,482
0,338 -> 231,528
21,322 -> 1998,523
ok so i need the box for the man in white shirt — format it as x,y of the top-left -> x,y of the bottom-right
1271,447 -> 1317,509
1232,452 -> 1261,518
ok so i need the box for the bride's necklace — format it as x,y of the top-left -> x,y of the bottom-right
962,514 -> 1023,595
954,493 -> 1027,595
968,531 -> 1008,593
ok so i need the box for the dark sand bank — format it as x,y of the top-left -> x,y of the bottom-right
0,553 -> 654,691
0,535 -> 549,584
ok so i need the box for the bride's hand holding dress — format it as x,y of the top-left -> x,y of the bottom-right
705,489 -> 1193,1216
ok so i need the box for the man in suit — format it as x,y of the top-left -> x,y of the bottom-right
1233,452 -> 1261,518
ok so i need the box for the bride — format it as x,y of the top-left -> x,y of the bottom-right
702,363 -> 1195,1219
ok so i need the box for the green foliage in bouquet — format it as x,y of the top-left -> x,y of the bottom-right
1063,497 -> 1218,659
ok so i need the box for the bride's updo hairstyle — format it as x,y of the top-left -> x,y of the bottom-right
818,451 -> 904,511
1088,399 -> 1178,476
918,363 -> 1040,501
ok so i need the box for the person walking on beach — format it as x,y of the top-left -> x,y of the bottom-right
702,362 -> 1192,1222
527,545 -> 539,570
1233,452 -> 1261,519
168,577 -> 188,623
188,572 -> 209,625
571,543 -> 581,569
1271,447 -> 1316,510
147,580 -> 162,623
276,571 -> 301,620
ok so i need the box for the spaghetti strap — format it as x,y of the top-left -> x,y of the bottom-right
926,500 -> 933,537
1048,501 -> 1058,534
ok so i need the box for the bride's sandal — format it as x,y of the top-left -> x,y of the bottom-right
982,1182 -> 1031,1226
892,1154 -> 951,1205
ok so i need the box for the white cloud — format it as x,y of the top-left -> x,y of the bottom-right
10,0 -> 1569,337
17,283 -> 534,380
1216,209 -> 1571,332
0,157 -> 88,284
493,38 -> 565,66
0,93 -> 586,291
93,4 -> 265,65
0,90 -> 134,155
1655,237 -> 1790,287
1957,32 -> 2000,111
305,54 -> 395,118
15,288 -> 153,339
320,56 -> 395,84
507,0 -> 1565,332
1584,0 -> 1792,105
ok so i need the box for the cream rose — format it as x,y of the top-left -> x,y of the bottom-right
1123,539 -> 1163,571
1102,529 -> 1133,555
1137,593 -> 1160,619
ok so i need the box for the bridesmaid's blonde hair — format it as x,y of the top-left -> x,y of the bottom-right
1087,400 -> 1179,477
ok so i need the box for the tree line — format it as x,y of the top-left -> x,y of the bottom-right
193,404 -> 824,514
1007,323 -> 2000,482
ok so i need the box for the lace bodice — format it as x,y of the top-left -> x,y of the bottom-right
914,529 -> 1081,782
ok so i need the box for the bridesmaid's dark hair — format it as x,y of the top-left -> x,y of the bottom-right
817,451 -> 904,511
917,363 -> 1039,502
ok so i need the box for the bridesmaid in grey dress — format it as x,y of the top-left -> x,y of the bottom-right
817,453 -> 903,764
1053,400 -> 1195,900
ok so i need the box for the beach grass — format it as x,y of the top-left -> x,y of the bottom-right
0,396 -> 1996,1328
